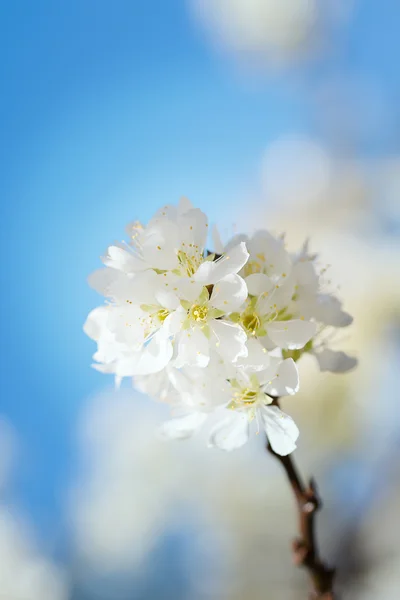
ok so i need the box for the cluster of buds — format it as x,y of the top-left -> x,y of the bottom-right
84,198 -> 356,455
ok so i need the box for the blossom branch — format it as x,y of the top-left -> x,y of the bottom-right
85,198 -> 356,596
267,402 -> 335,599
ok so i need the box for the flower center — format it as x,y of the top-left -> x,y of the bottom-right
189,304 -> 208,323
177,248 -> 202,277
241,312 -> 261,336
156,308 -> 170,323
236,387 -> 259,405
243,259 -> 263,277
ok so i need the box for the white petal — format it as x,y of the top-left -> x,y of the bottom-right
162,306 -> 186,335
193,242 -> 249,284
262,358 -> 299,396
261,405 -> 299,456
88,268 -> 125,297
103,245 -> 145,273
149,204 -> 177,224
176,279 -> 205,302
175,328 -> 210,368
93,341 -> 120,366
235,338 -> 270,371
154,288 -> 180,310
267,319 -> 317,350
92,362 -> 117,374
134,369 -> 174,401
140,220 -> 180,270
295,238 -> 317,262
293,260 -> 318,288
112,356 -> 140,377
178,196 -> 194,214
224,234 -> 249,253
106,269 -> 162,305
211,320 -> 248,363
178,208 -> 208,250
129,331 -> 173,375
245,273 -> 274,296
315,349 -> 358,373
159,412 -> 207,440
256,276 -> 295,313
83,307 -> 110,341
212,224 -> 224,254
208,412 -> 249,451
248,230 -> 292,278
211,274 -> 248,312
166,367 -> 194,395
315,295 -> 353,327
107,304 -> 146,348
158,413 -> 207,440
258,333 -> 278,352
93,328 -> 128,364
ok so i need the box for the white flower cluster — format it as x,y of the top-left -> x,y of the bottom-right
84,198 -> 356,455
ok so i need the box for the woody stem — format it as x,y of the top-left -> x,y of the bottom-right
267,403 -> 336,598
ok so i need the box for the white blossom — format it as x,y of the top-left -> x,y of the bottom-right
223,231 -> 356,373
209,358 -> 299,455
159,356 -> 300,454
281,239 -> 358,372
84,199 -> 357,455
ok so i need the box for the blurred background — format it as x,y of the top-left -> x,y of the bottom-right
1,1 -> 400,598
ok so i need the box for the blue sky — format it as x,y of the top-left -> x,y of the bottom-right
0,0 -> 399,546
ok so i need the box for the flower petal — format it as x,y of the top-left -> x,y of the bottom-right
83,307 -> 110,341
174,328 -> 210,368
261,405 -> 299,456
154,288 -> 180,310
140,220 -> 180,270
159,412 -> 207,440
193,242 -> 249,284
293,260 -> 319,288
162,306 -> 187,335
212,224 -> 224,255
110,269 -> 164,305
176,279 -> 205,302
224,234 -> 249,253
178,196 -> 194,214
87,268 -> 125,298
208,412 -> 249,451
211,274 -> 248,312
262,358 -> 299,396
245,273 -> 274,296
149,204 -> 177,224
211,320 -> 248,363
315,295 -> 353,327
248,230 -> 292,279
315,349 -> 358,373
178,208 -> 208,250
103,245 -> 146,273
235,338 -> 270,371
129,331 -> 173,375
92,362 -> 117,374
267,319 -> 317,350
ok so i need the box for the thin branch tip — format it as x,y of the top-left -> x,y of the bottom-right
267,424 -> 335,598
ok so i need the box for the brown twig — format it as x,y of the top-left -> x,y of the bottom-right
267,403 -> 336,598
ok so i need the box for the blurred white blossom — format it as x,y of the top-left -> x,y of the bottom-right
0,418 -> 68,600
189,0 -> 353,66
